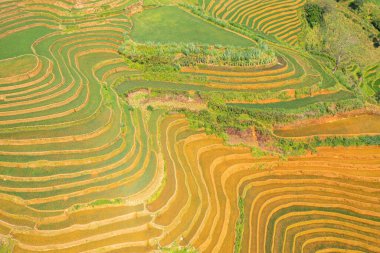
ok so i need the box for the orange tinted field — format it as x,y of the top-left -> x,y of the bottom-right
275,114 -> 380,137
1,111 -> 379,252
0,0 -> 379,252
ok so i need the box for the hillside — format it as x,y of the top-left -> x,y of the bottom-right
0,0 -> 379,252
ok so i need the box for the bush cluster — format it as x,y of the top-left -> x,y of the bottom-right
119,40 -> 276,68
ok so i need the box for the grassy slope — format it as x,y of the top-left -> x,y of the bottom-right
131,6 -> 253,46
299,0 -> 380,101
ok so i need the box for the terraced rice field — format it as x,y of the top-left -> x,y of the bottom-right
125,5 -> 342,100
228,90 -> 355,109
179,49 -> 336,92
362,63 -> 380,97
126,5 -> 342,101
201,0 -> 306,45
0,0 -> 379,252
275,113 -> 380,138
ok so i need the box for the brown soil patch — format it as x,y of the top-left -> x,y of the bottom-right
226,127 -> 258,146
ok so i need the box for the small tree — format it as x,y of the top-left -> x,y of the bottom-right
324,12 -> 358,72
376,91 -> 380,103
372,33 -> 380,48
304,3 -> 325,28
349,0 -> 364,11
372,19 -> 380,32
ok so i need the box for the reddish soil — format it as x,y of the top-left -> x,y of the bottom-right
226,127 -> 258,146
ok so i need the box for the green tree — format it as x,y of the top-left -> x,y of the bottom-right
372,19 -> 380,31
304,3 -> 325,28
324,11 -> 365,71
349,0 -> 364,11
376,91 -> 380,103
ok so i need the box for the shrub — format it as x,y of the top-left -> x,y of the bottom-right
120,40 -> 276,68
349,0 -> 364,11
372,19 -> 380,32
376,91 -> 380,103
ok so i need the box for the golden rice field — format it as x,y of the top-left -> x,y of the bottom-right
275,113 -> 380,138
0,0 -> 379,252
201,0 -> 306,45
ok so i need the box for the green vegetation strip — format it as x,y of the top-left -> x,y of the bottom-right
234,197 -> 244,253
120,39 -> 275,68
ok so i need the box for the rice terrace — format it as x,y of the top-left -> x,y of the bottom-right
0,0 -> 379,252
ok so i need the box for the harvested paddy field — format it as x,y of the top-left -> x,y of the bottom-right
275,113 -> 380,137
0,0 -> 379,252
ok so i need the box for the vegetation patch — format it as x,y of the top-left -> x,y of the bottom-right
299,0 -> 380,101
0,238 -> 14,253
234,197 -> 245,253
120,39 -> 276,68
304,3 -> 325,28
160,243 -> 198,253
71,198 -> 124,211
147,165 -> 167,204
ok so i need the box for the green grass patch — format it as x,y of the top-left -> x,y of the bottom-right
234,197 -> 245,253
72,198 -> 124,211
160,243 -> 198,253
147,165 -> 167,204
131,6 -> 253,46
0,238 -> 14,253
